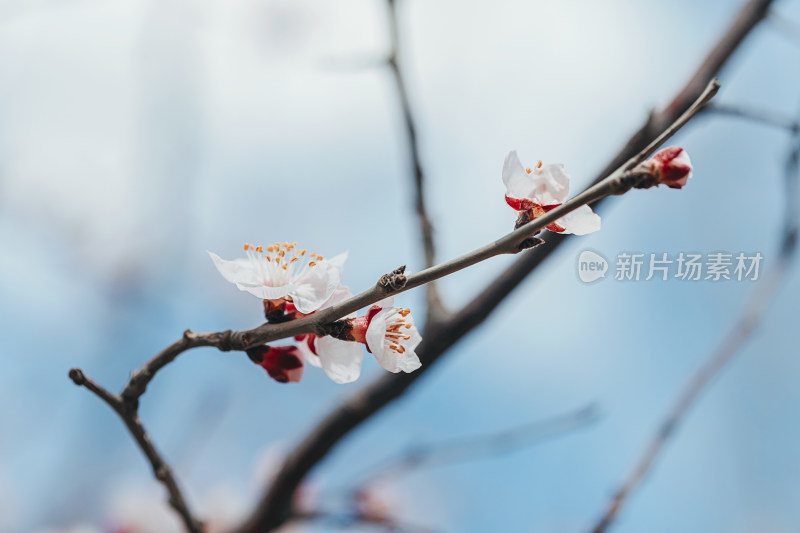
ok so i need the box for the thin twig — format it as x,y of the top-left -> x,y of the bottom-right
68,369 -> 203,533
588,115 -> 800,533
385,0 -> 446,321
236,79 -> 720,533
73,81 -> 717,410
349,404 -> 600,490
238,1 -> 774,529
293,509 -> 440,533
767,11 -> 800,47
707,103 -> 800,133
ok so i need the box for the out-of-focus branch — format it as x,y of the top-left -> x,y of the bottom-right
292,509 -> 440,533
237,80 -> 719,532
588,112 -> 800,533
767,11 -> 800,46
349,404 -> 600,491
385,0 -> 446,321
69,79 -> 713,533
68,369 -> 202,533
707,103 -> 800,132
238,1 -> 775,529
74,82 -> 714,413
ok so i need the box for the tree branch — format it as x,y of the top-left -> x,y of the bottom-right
348,404 -> 600,492
707,102 -> 800,133
68,369 -> 203,533
385,0 -> 446,321
588,111 -> 800,533
237,79 -> 719,532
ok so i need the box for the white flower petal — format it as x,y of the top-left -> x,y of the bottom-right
556,205 -> 601,235
237,282 -> 296,300
373,296 -> 394,309
320,285 -> 357,318
531,164 -> 570,205
365,308 -> 390,357
366,308 -> 422,374
502,151 -> 534,199
295,337 -> 322,367
208,252 -> 261,286
291,258 -> 345,314
315,335 -> 363,384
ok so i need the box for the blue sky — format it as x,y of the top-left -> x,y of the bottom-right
2,0 -> 800,532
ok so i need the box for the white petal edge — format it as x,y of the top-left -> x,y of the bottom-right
531,164 -> 570,205
315,336 -> 364,384
502,151 -> 536,200
557,205 -> 601,235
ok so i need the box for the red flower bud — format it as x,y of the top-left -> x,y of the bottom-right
247,345 -> 304,383
648,147 -> 693,189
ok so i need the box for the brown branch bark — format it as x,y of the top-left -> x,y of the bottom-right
237,75 -> 719,531
237,1 -> 775,530
68,369 -> 203,533
588,114 -> 800,533
385,0 -> 446,321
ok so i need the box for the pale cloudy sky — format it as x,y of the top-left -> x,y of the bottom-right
2,1 -> 800,532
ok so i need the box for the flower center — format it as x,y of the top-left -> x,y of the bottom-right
525,160 -> 543,174
243,242 -> 322,288
383,308 -> 413,354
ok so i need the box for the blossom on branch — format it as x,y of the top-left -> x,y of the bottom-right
351,297 -> 422,374
637,147 -> 693,189
247,345 -> 305,383
209,242 -> 347,314
296,286 -> 364,384
502,150 -> 601,235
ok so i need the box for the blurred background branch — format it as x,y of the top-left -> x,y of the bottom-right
239,1 -> 775,530
588,102 -> 800,533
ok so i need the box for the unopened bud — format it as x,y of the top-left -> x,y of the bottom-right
640,147 -> 693,189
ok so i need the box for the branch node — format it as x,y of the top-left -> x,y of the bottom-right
378,265 -> 407,290
217,329 -> 233,352
518,237 -> 544,251
319,319 -> 355,341
68,368 -> 86,386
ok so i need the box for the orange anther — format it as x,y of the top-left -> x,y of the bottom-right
309,261 -> 317,267
399,309 -> 411,317
526,168 -> 532,174
255,245 -> 263,253
537,160 -> 543,169
300,249 -> 307,256
244,243 -> 252,251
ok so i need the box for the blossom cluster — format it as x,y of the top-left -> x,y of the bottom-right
210,242 -> 421,384
210,148 -> 692,384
